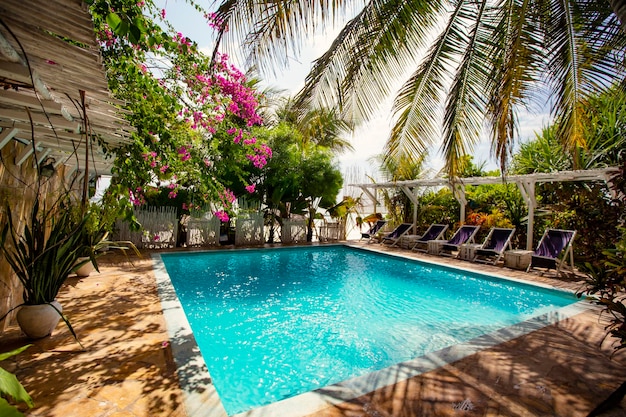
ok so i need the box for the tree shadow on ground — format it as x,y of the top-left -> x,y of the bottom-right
302,308 -> 626,417
2,252 -> 187,417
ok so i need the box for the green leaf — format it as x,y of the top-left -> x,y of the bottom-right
0,367 -> 33,409
118,21 -> 130,37
132,17 -> 147,34
0,397 -> 27,417
105,12 -> 122,31
0,345 -> 31,363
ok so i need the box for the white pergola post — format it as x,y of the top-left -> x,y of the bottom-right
401,185 -> 420,233
359,187 -> 379,214
516,180 -> 537,250
448,182 -> 467,222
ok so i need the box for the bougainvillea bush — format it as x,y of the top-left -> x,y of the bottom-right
88,0 -> 270,223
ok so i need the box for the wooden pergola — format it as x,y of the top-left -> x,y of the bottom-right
0,0 -> 134,180
351,167 -> 621,250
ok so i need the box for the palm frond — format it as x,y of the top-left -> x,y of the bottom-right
487,0 -> 545,172
295,0 -> 445,123
212,0 -> 356,74
441,0 -> 495,177
385,0 -> 468,163
544,0 -> 624,164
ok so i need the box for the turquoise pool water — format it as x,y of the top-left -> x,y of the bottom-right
160,245 -> 578,415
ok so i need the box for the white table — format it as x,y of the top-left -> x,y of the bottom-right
427,240 -> 447,255
459,243 -> 483,261
399,234 -> 421,249
504,250 -> 534,270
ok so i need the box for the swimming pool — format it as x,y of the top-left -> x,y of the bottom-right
155,245 -> 584,416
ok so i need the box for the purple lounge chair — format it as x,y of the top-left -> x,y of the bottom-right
472,227 -> 516,264
381,223 -> 414,246
439,225 -> 481,257
360,219 -> 387,243
527,229 -> 576,274
411,224 -> 449,252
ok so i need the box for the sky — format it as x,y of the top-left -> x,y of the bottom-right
156,0 -> 552,180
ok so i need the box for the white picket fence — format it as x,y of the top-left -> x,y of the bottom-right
114,206 -> 347,248
114,206 -> 178,249
281,218 -> 307,244
235,212 -> 264,246
186,213 -> 221,247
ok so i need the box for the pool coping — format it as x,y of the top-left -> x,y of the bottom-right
152,244 -> 592,417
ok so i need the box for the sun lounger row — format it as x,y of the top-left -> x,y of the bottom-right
370,221 -> 576,274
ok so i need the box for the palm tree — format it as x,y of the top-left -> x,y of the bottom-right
272,97 -> 355,154
511,82 -> 626,174
210,0 -> 625,176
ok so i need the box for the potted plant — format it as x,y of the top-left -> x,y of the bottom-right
71,201 -> 140,278
0,197 -> 87,340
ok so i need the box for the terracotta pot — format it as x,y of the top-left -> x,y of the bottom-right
16,301 -> 63,339
74,257 -> 95,277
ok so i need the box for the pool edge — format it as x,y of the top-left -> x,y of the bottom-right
153,253 -> 229,417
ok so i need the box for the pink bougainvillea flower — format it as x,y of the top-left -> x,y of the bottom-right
245,184 -> 256,193
215,210 -> 229,222
160,8 -> 166,19
219,189 -> 236,204
177,145 -> 191,162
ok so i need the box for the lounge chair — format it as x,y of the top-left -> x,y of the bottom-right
381,223 -> 414,247
437,225 -> 481,257
360,219 -> 387,243
527,228 -> 576,275
472,227 -> 516,264
411,224 -> 449,252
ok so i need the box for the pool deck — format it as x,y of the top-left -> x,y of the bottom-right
2,241 -> 626,417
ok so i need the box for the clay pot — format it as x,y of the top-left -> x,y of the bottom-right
16,301 -> 63,339
74,257 -> 95,277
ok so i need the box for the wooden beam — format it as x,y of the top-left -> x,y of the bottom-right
0,90 -> 67,117
0,126 -> 19,149
0,108 -> 80,131
0,60 -> 32,85
15,141 -> 35,166
36,147 -> 51,164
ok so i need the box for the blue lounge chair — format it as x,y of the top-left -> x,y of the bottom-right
438,225 -> 480,257
472,227 -> 516,264
381,223 -> 414,247
360,219 -> 387,243
411,224 -> 449,252
527,228 -> 576,275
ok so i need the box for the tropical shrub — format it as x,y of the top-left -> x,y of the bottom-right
415,189 -> 460,232
87,1 -> 271,221
579,227 -> 626,353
